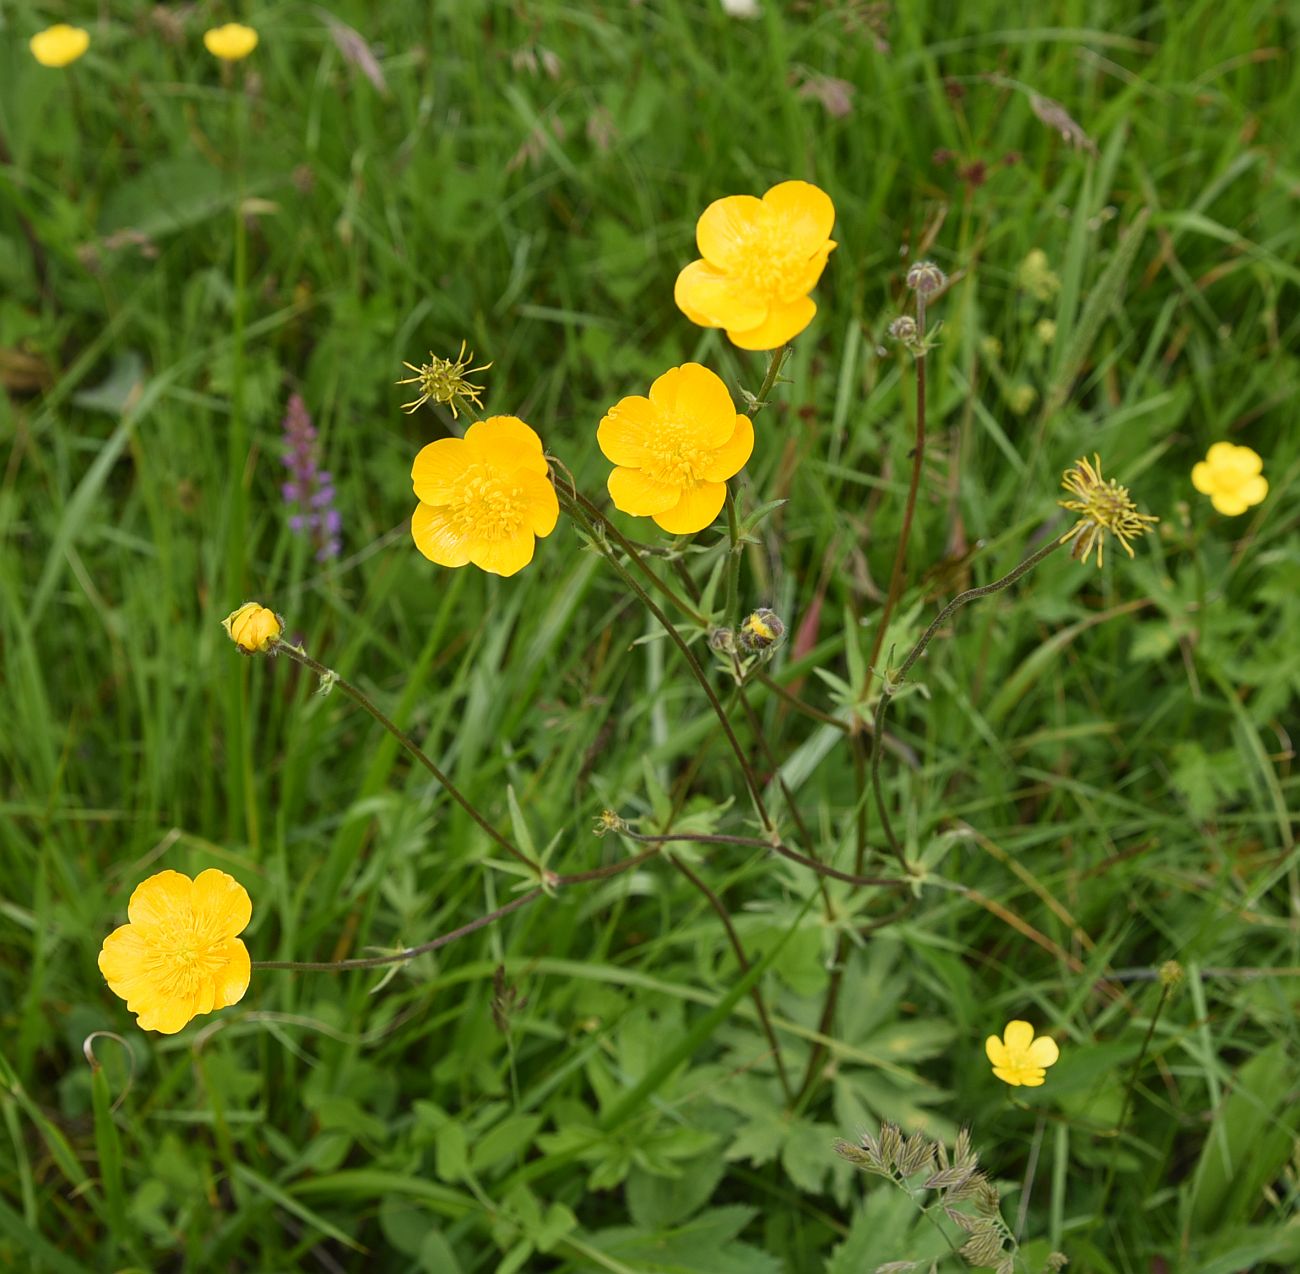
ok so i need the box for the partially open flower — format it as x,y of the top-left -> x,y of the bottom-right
738,608 -> 785,653
1058,454 -> 1158,568
204,23 -> 259,61
598,363 -> 754,534
675,181 -> 836,350
410,415 -> 558,577
985,1020 -> 1059,1087
30,24 -> 90,68
99,869 -> 252,1034
222,602 -> 283,653
1191,442 -> 1267,516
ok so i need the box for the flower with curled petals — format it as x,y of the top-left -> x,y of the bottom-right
411,415 -> 558,577
674,180 -> 836,350
1191,442 -> 1267,516
985,1020 -> 1060,1088
598,363 -> 754,534
98,869 -> 252,1035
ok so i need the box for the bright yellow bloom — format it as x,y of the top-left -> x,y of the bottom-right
1191,442 -> 1267,516
397,341 -> 490,419
30,24 -> 90,68
1058,454 -> 1159,568
222,602 -> 283,653
411,415 -> 558,577
985,1020 -> 1059,1088
598,363 -> 754,534
204,23 -> 259,61
675,181 -> 836,351
99,869 -> 252,1034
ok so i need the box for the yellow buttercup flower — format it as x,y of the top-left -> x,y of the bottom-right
675,180 -> 836,351
204,22 -> 259,61
30,24 -> 90,68
411,415 -> 558,577
1191,442 -> 1267,516
223,602 -> 283,653
985,1020 -> 1059,1088
597,363 -> 754,535
1058,454 -> 1159,568
99,869 -> 252,1034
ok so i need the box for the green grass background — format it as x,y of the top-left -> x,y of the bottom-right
1,1 -> 1298,1270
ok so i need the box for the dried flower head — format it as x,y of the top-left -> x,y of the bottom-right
985,1020 -> 1059,1087
204,23 -> 259,61
398,341 -> 491,418
30,23 -> 90,67
1058,454 -> 1159,568
889,315 -> 918,344
98,869 -> 252,1034
222,602 -> 283,653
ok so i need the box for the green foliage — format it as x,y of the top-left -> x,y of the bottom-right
2,1 -> 1298,1271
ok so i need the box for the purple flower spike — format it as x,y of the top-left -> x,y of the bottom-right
280,393 -> 342,561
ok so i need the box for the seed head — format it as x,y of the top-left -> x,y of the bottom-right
1058,454 -> 1159,569
397,340 -> 490,418
905,260 -> 947,297
1158,960 -> 1184,989
889,315 -> 918,343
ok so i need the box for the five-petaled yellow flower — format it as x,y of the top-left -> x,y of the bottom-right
223,602 -> 283,653
598,363 -> 754,534
30,24 -> 90,68
985,1020 -> 1060,1088
99,869 -> 252,1034
1191,442 -> 1267,516
204,23 -> 259,61
675,180 -> 836,350
411,415 -> 559,577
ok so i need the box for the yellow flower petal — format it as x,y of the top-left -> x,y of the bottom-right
411,501 -> 473,567
412,437 -> 474,504
1002,1020 -> 1035,1052
518,468 -> 560,537
204,23 -> 258,61
464,415 -> 549,475
779,240 -> 836,304
1204,441 -> 1239,468
137,996 -> 198,1036
727,295 -> 817,351
1018,1071 -> 1047,1088
192,868 -> 252,938
697,415 -> 755,483
127,869 -> 193,932
985,1035 -> 1010,1067
598,397 -> 660,468
1238,474 -> 1268,506
1027,1035 -> 1060,1068
674,259 -> 769,333
471,529 -> 537,577
213,939 -> 252,1009
696,194 -> 767,270
664,363 -> 738,447
653,480 -> 727,535
98,925 -> 154,998
1190,460 -> 1214,495
30,24 -> 90,68
992,1065 -> 1023,1086
608,466 -> 681,517
1211,492 -> 1248,516
761,180 -> 837,258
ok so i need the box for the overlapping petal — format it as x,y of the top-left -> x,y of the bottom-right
727,296 -> 817,351
608,467 -> 681,516
465,415 -> 550,475
696,416 -> 755,482
411,501 -> 473,568
655,482 -> 728,535
762,180 -> 836,256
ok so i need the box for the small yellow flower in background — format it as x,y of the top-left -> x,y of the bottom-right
99,869 -> 252,1034
598,363 -> 754,535
1191,442 -> 1267,516
223,602 -> 283,653
411,415 -> 558,577
1008,384 -> 1038,416
675,180 -> 836,351
1035,318 -> 1057,346
204,22 -> 259,61
985,1020 -> 1059,1088
30,24 -> 90,68
1058,454 -> 1159,568
1018,248 -> 1060,302
398,341 -> 491,419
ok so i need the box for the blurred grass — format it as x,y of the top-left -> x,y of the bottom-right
1,0 -> 1298,1270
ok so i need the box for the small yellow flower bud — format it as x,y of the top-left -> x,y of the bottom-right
30,23 -> 90,68
204,23 -> 259,61
738,608 -> 786,653
1158,960 -> 1184,989
222,603 -> 283,653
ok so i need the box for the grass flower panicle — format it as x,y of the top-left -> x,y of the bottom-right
204,23 -> 259,61
675,180 -> 836,350
1058,453 -> 1159,568
411,415 -> 558,576
986,1020 -> 1059,1087
223,602 -> 283,653
398,341 -> 490,418
30,24 -> 90,67
1191,441 -> 1267,516
98,869 -> 252,1034
597,362 -> 754,534
281,394 -> 341,560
